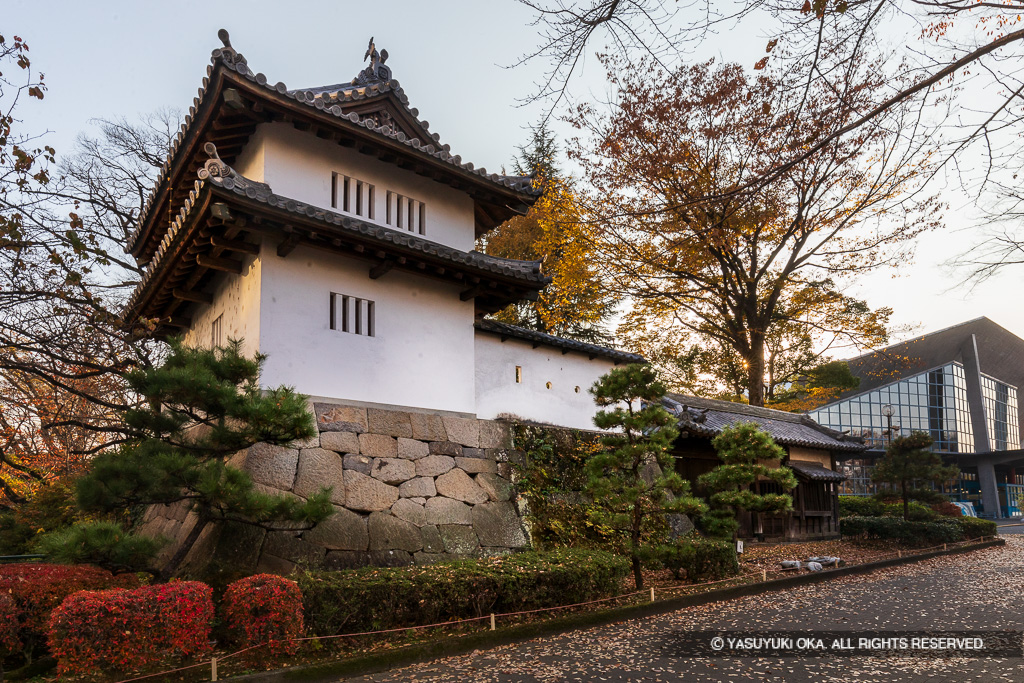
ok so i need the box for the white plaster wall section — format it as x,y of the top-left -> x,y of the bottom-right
258,244 -> 476,413
257,123 -> 476,251
182,247 -> 262,358
230,124 -> 268,182
474,332 -> 617,430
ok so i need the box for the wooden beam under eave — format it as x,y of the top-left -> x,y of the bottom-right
162,316 -> 192,329
209,235 -> 259,255
196,254 -> 243,274
369,259 -> 395,280
172,289 -> 213,305
460,284 -> 488,302
277,232 -> 302,258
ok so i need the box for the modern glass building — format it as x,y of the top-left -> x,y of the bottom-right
809,318 -> 1024,517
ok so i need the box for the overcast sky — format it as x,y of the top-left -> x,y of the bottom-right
7,0 -> 1023,349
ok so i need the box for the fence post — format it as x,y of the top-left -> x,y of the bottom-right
762,569 -> 767,582
897,550 -> 901,558
943,543 -> 947,551
650,587 -> 655,603
490,613 -> 495,631
211,657 -> 218,682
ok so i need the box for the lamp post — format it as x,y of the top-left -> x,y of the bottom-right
882,404 -> 895,446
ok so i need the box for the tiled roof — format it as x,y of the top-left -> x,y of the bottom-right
664,394 -> 866,453
474,319 -> 645,364
787,460 -> 847,482
123,163 -> 549,323
127,31 -> 539,257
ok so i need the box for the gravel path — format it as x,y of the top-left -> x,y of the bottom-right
342,537 -> 1024,682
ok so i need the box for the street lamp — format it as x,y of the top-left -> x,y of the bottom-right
881,404 -> 896,445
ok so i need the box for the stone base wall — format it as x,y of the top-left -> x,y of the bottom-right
139,401 -> 528,577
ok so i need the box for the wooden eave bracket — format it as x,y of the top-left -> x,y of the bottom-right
277,229 -> 302,258
196,254 -> 243,274
172,289 -> 213,305
369,259 -> 395,280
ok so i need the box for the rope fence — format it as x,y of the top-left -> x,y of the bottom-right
111,534 -> 999,683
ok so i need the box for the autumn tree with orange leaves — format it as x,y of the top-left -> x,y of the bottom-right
572,57 -> 938,406
481,123 -> 617,344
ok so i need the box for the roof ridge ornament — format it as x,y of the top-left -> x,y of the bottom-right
197,142 -> 271,194
351,37 -> 392,85
215,29 -> 247,67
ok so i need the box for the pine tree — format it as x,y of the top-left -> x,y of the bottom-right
871,431 -> 959,520
700,423 -> 798,541
588,364 -> 706,589
60,339 -> 332,578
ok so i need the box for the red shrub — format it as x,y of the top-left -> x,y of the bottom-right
48,581 -> 214,675
0,594 -> 20,657
0,563 -> 138,658
222,574 -> 303,659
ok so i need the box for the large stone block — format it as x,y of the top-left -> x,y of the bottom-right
367,409 -> 414,438
472,502 -> 529,548
325,550 -> 371,570
368,512 -> 423,552
435,468 -> 489,504
442,417 -> 479,447
421,525 -> 444,553
397,438 -> 429,460
359,433 -> 398,459
315,403 -> 368,433
303,506 -> 369,551
255,554 -> 296,576
343,471 -> 399,512
666,513 -> 695,539
368,549 -> 414,567
456,457 -> 497,474
321,431 -> 361,454
391,498 -> 426,526
262,531 -> 328,566
415,454 -> 455,477
460,447 -> 487,460
414,551 -> 447,565
410,413 -> 446,441
475,473 -> 513,502
293,448 -> 346,504
399,476 -> 436,498
343,453 -> 373,475
438,524 -> 479,554
428,441 -> 463,457
478,420 -> 512,449
240,442 -> 298,491
371,457 -> 415,485
424,496 -> 472,525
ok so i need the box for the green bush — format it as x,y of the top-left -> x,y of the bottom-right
951,516 -> 997,539
659,536 -> 739,582
840,516 -> 963,546
298,549 -> 629,636
837,496 -> 937,521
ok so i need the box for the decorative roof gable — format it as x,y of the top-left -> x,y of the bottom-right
128,30 -> 540,265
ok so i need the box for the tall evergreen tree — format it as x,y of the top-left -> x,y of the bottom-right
588,364 -> 706,589
871,431 -> 959,521
58,339 -> 332,578
700,423 -> 797,542
480,121 -> 617,344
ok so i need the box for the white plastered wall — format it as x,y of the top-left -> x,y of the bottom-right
258,244 -> 477,413
182,249 -> 262,358
236,122 -> 476,251
474,332 -> 617,430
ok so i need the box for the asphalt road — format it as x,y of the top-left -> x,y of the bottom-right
343,537 -> 1024,682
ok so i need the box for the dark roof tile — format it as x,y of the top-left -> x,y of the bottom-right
474,319 -> 644,365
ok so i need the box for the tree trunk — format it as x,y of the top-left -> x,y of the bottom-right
746,330 -> 767,407
631,503 -> 644,589
158,510 -> 210,582
901,481 -> 909,521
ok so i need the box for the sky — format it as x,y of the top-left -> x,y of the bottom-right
6,0 -> 1023,350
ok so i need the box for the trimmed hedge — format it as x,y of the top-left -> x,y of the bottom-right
48,581 -> 213,675
952,516 -> 998,539
298,549 -> 630,637
660,536 -> 739,582
838,496 -> 938,521
840,516 -> 964,546
0,593 -> 20,657
0,563 -> 139,660
222,574 -> 303,660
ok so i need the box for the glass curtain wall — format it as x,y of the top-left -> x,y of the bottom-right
981,374 -> 1020,451
809,362 -> 973,452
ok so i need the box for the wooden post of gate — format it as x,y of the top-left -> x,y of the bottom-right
211,657 -> 218,682
490,613 -> 496,631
